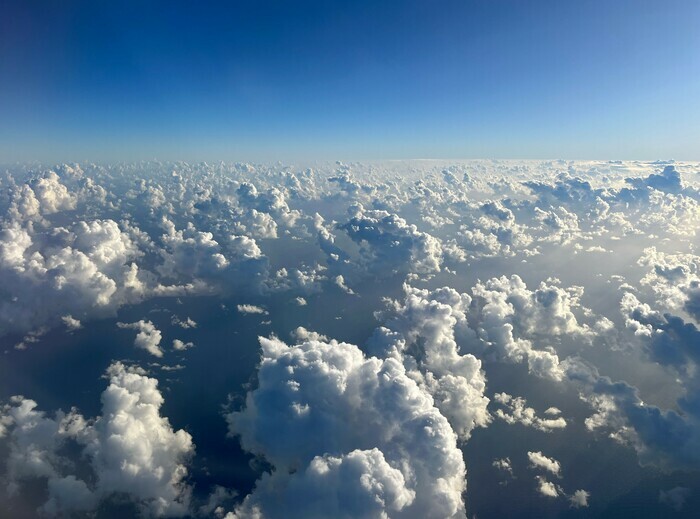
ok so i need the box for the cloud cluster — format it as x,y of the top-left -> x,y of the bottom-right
226,336 -> 469,518
2,159 -> 700,516
0,363 -> 194,516
493,393 -> 567,432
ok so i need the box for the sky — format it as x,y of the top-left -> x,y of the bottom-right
1,0 -> 699,162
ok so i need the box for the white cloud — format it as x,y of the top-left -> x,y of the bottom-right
372,284 -> 491,438
61,315 -> 82,331
172,339 -> 194,351
236,304 -> 268,315
527,451 -> 561,477
535,476 -> 560,498
569,489 -> 590,508
117,320 -> 164,357
493,393 -> 567,432
171,315 -> 197,329
0,362 -> 194,516
226,335 -> 469,518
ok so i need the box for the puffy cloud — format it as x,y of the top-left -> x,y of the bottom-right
9,171 -> 76,222
493,393 -> 567,432
229,235 -> 263,260
236,304 -> 268,315
117,320 -> 164,357
469,275 -> 597,380
341,204 -> 444,275
333,275 -> 355,295
264,264 -> 327,295
626,165 -> 685,195
533,206 -> 581,244
228,448 -> 415,519
527,451 -> 561,477
171,315 -> 197,329
569,489 -> 590,508
492,458 -> 514,480
0,362 -> 194,516
290,327 -> 328,342
158,220 -> 229,279
637,247 -> 700,314
235,182 -> 300,233
535,476 -> 560,498
172,339 -> 194,351
563,356 -> 700,470
0,217 -> 152,336
4,159 -> 700,516
372,285 -> 491,438
226,336 -> 469,518
61,315 -> 82,331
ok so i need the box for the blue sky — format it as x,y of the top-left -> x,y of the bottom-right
1,0 -> 699,161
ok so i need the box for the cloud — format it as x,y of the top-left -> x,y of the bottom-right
3,159 -> 700,516
527,451 -> 561,477
226,335 -> 469,518
535,476 -> 560,498
569,489 -> 590,508
236,304 -> 268,315
341,204 -> 445,275
563,356 -> 700,470
333,275 -> 355,295
172,339 -> 194,351
493,393 -> 567,432
468,275 -> 599,381
371,284 -> 491,438
171,315 -> 197,329
117,320 -> 164,357
0,362 -> 194,516
492,457 -> 514,481
61,315 -> 82,331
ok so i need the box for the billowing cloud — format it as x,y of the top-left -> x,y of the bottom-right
493,393 -> 567,432
527,451 -> 561,477
117,320 -> 164,357
0,362 -> 194,516
226,336 -> 469,518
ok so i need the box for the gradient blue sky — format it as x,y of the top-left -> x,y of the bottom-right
1,0 -> 699,162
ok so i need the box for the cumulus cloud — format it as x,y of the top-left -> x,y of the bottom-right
493,393 -> 567,432
371,284 -> 491,438
535,476 -> 560,498
3,159 -> 700,516
117,320 -> 164,357
492,457 -> 514,482
61,315 -> 82,331
172,339 -> 194,351
563,355 -> 700,470
226,336 -> 469,518
236,304 -> 268,315
0,362 -> 194,516
527,451 -> 561,477
341,204 -> 445,275
0,217 -> 148,335
171,315 -> 197,329
569,489 -> 590,508
468,275 -> 599,381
